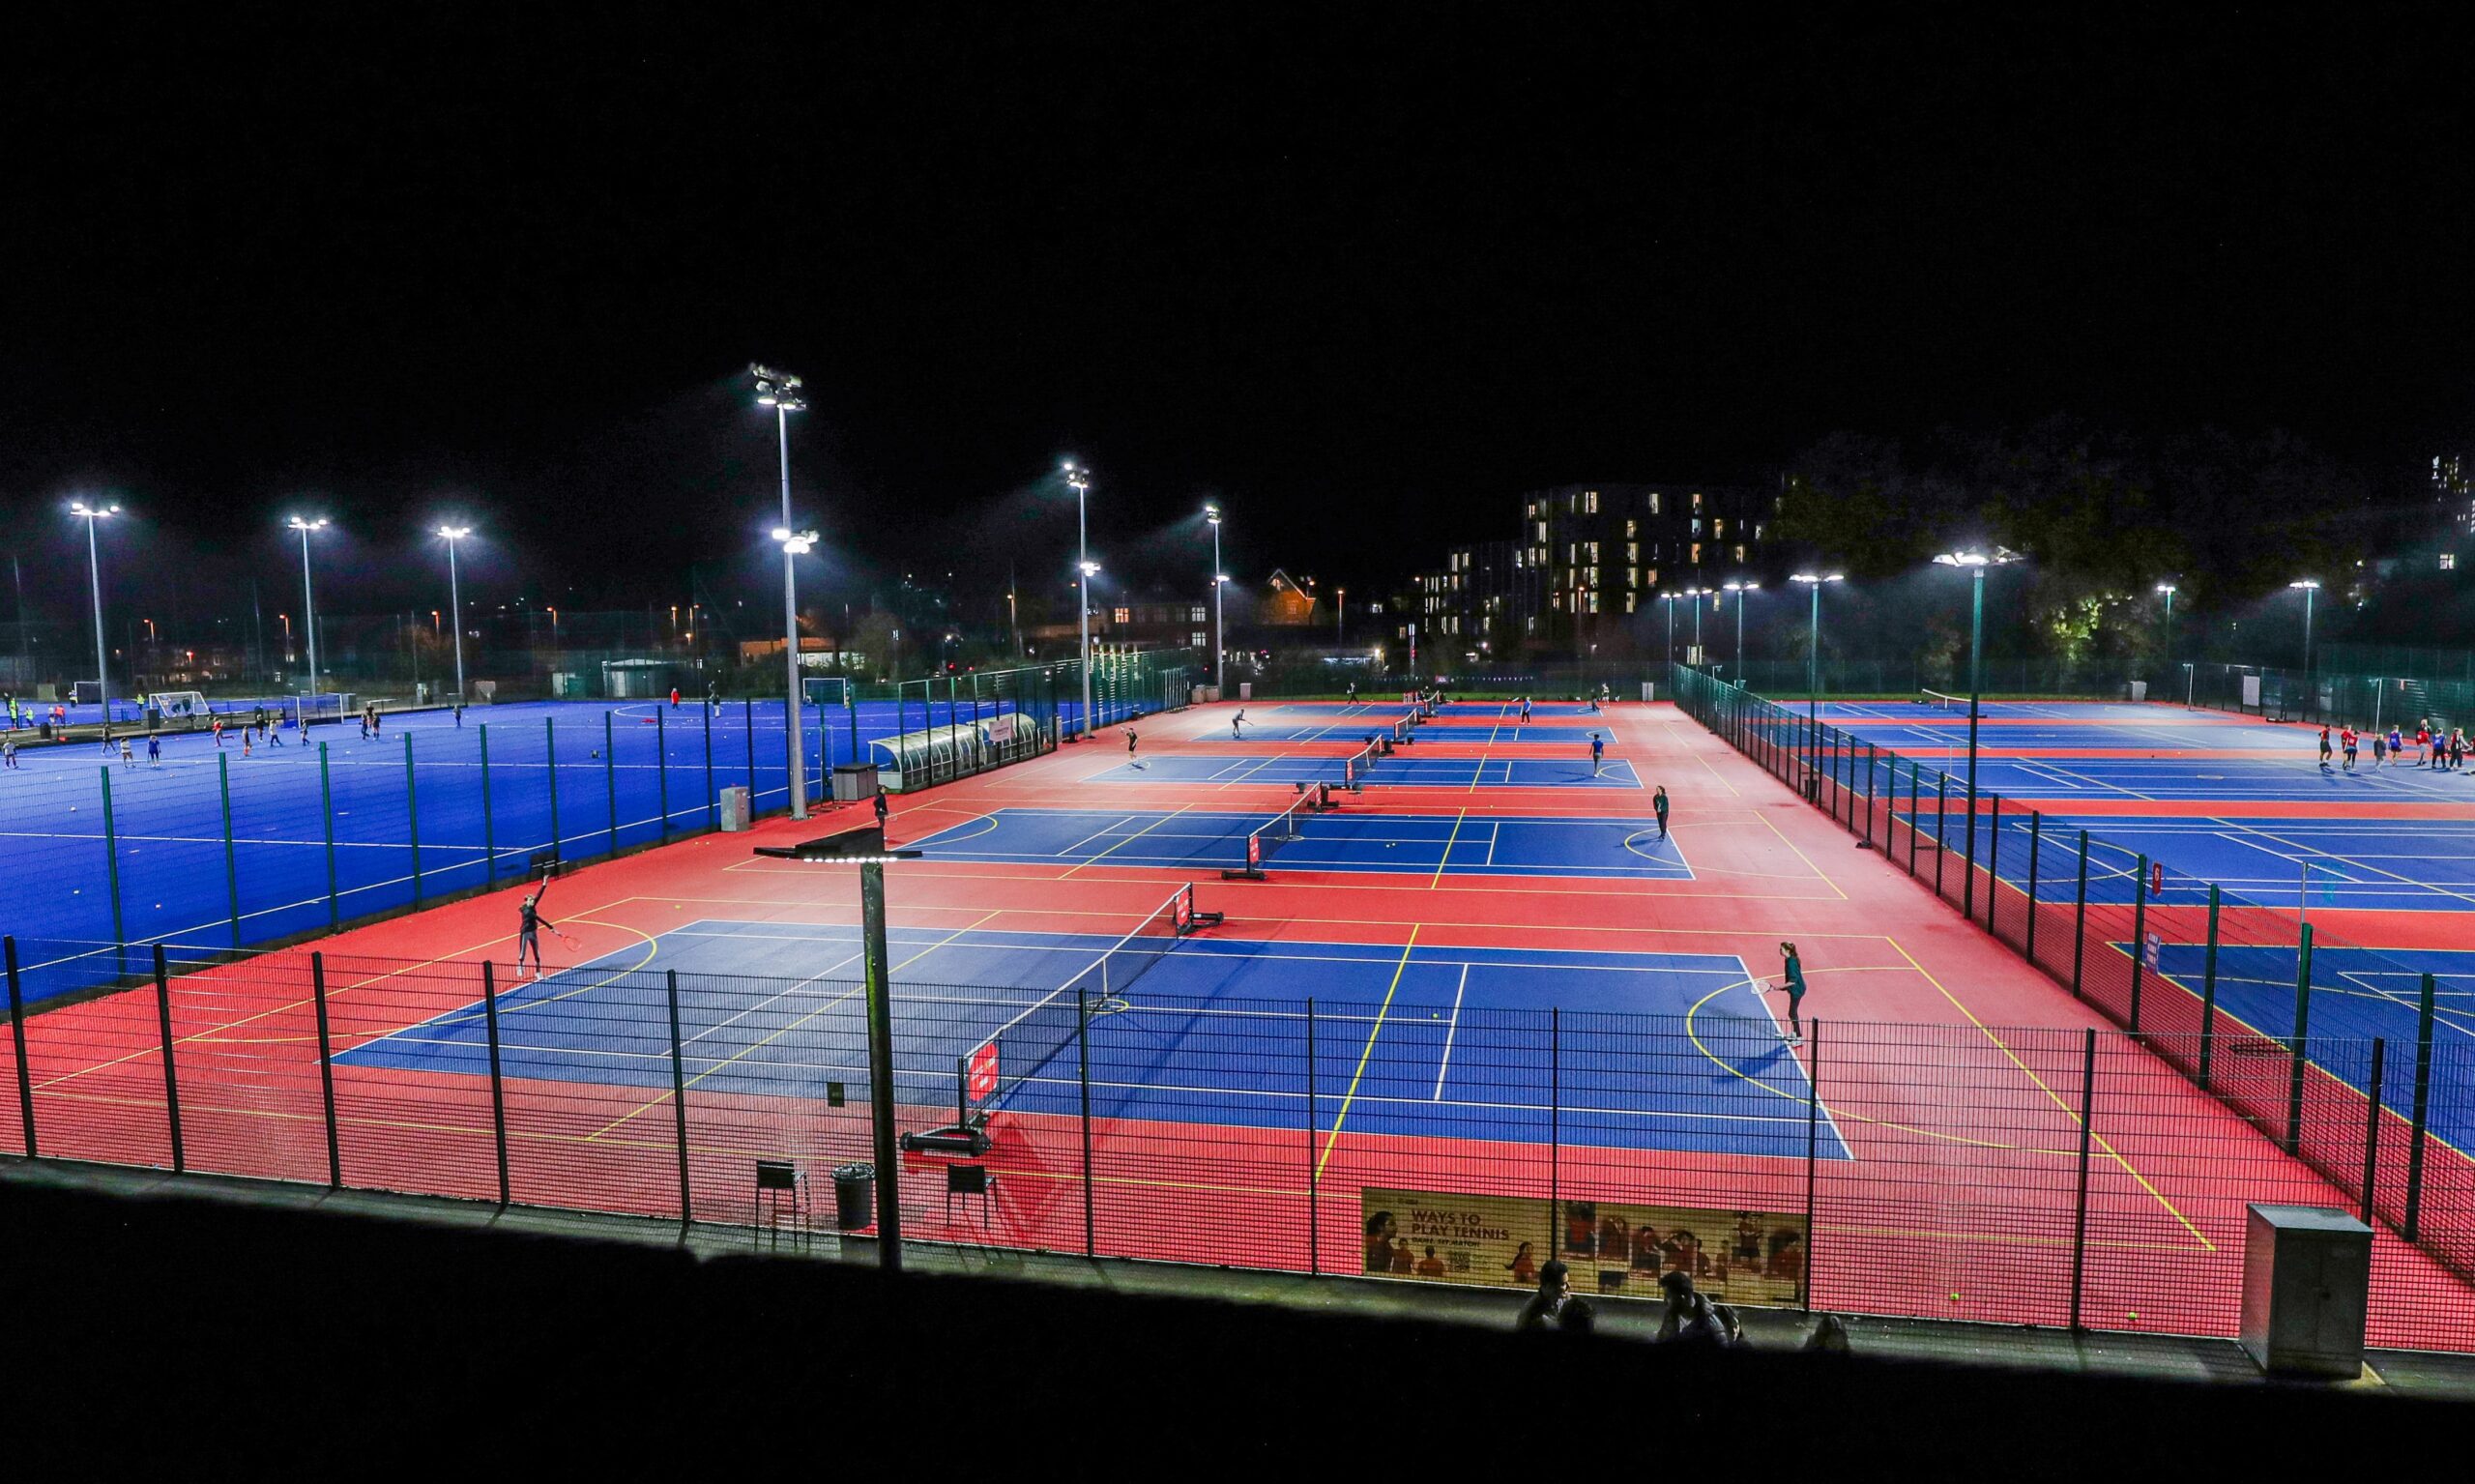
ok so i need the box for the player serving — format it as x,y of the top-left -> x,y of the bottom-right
514,871 -> 573,979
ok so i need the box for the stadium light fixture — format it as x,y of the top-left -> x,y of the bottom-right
1787,573 -> 1844,771
287,516 -> 331,695
751,825 -> 921,1266
2290,579 -> 2321,684
752,364 -> 812,819
1935,548 -> 2024,911
1723,580 -> 1762,674
435,525 -> 473,702
68,502 -> 122,727
1064,462 -> 1094,739
1204,502 -> 1226,693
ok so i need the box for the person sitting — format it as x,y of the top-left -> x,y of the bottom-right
1516,1259 -> 1575,1331
1654,1269 -> 1732,1345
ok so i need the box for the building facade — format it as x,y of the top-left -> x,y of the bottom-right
1407,481 -> 1775,661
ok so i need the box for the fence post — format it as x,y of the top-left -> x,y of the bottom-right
1907,765 -> 1921,877
478,725 -> 496,886
2129,854 -> 2149,1031
544,718 -> 562,863
2285,923 -> 2314,1155
2403,973 -> 2436,1239
656,707 -> 670,840
703,702 -> 716,829
1933,773 -> 1949,898
1550,1007 -> 1561,1216
310,950 -> 341,1188
2024,811 -> 2042,962
743,696 -> 757,803
1802,1019 -> 1820,1314
216,751 -> 243,946
1963,777 -> 1980,922
1984,795 -> 2002,935
2071,830 -> 2090,1000
317,742 -> 340,929
1078,983 -> 1096,1259
2198,887 -> 2222,1088
1863,744 -> 1878,849
1305,997 -> 1320,1276
2068,1027 -> 2096,1331
101,767 -> 127,968
5,940 -> 36,1157
153,944 -> 184,1174
2360,1039 -> 2385,1226
404,733 -> 423,908
666,969 -> 691,1226
604,712 -> 619,855
481,959 -> 510,1206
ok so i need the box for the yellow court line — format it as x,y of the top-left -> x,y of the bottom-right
1882,934 -> 2212,1249
1315,925 -> 1420,1179
1431,809 -> 1467,889
1750,806 -> 1849,901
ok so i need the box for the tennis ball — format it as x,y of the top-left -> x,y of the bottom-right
1949,1292 -> 1962,1302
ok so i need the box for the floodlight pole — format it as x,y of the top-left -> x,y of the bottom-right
289,518 -> 325,698
1068,465 -> 1093,739
440,530 -> 468,702
776,404 -> 808,818
74,508 -> 112,722
1791,573 -> 1840,777
1206,505 -> 1225,693
1965,563 -> 1987,899
859,859 -> 903,1269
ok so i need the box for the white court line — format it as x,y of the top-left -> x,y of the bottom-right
1432,963 -> 1471,1100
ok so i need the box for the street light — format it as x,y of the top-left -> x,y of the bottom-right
1659,590 -> 1680,668
1723,580 -> 1762,675
750,827 -> 925,1270
287,516 -> 329,697
1204,502 -> 1226,693
435,525 -> 472,702
1685,587 -> 1709,661
2289,579 -> 2321,692
69,501 -> 119,727
752,364 -> 811,819
1935,547 -> 2024,919
1064,462 -> 1093,738
1789,573 -> 1844,777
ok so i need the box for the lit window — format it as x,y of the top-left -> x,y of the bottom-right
1691,542 -> 1703,565
1645,567 -> 1658,587
1587,592 -> 1600,614
1190,605 -> 1206,622
1626,542 -> 1638,563
1626,518 -> 1639,538
1712,518 -> 1725,539
2445,553 -> 2460,571
1114,607 -> 1130,624
1734,543 -> 1747,563
1587,541 -> 1600,563
1192,631 -> 1207,647
1627,567 -> 1639,588
1586,490 -> 1599,514
1648,493 -> 1661,515
1692,491 -> 1703,509
1625,593 -> 1637,613
1692,518 -> 1703,536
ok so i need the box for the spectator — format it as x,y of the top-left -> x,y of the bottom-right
1516,1259 -> 1574,1331
1805,1314 -> 1851,1353
1654,1269 -> 1732,1345
1555,1297 -> 1597,1335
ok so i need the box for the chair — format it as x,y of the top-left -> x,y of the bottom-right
755,1158 -> 809,1251
946,1164 -> 996,1229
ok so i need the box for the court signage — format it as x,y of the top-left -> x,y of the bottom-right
966,1041 -> 1000,1102
1359,1186 -> 1806,1307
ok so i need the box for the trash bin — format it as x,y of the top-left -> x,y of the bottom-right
831,1163 -> 875,1230
2124,680 -> 2148,702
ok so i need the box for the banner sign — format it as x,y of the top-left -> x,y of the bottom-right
985,713 -> 1018,744
966,1041 -> 1000,1103
1360,1186 -> 1806,1306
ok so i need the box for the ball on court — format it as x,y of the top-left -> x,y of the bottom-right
1949,1292 -> 1962,1302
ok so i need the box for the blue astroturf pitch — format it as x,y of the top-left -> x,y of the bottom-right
338,919 -> 1846,1158
903,806 -> 1692,878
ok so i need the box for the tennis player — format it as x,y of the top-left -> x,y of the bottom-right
1776,943 -> 1808,1043
515,881 -> 558,978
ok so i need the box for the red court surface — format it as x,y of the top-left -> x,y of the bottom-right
6,698 -> 2471,1351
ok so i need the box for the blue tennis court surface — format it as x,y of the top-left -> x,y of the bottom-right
1829,721 -> 2302,752
2145,943 -> 2475,1149
1954,813 -> 2475,912
1087,755 -> 1643,789
339,920 -> 1844,1159
904,807 -> 1692,878
1868,754 -> 2475,802
1214,722 -> 1601,742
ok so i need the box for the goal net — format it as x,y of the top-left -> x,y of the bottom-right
149,691 -> 211,718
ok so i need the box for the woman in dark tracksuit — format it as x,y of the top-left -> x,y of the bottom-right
1777,942 -> 1808,1043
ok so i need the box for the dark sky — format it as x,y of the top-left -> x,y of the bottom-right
3,3 -> 2468,623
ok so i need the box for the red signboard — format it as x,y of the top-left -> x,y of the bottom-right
967,1040 -> 999,1102
1246,833 -> 1262,870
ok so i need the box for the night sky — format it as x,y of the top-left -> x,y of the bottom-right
4,4 -> 2468,620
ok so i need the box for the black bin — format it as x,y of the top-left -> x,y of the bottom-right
39,721 -> 53,741
832,1163 -> 875,1230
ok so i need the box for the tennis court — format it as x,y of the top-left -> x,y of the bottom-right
1083,754 -> 1642,789
902,806 -> 1692,878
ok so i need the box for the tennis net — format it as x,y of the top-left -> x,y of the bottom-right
1234,782 -> 1327,875
1343,737 -> 1383,790
1921,687 -> 1975,715
962,883 -> 1198,1111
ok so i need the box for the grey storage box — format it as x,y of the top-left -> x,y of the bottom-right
2239,1203 -> 2371,1378
832,762 -> 880,802
717,785 -> 751,831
